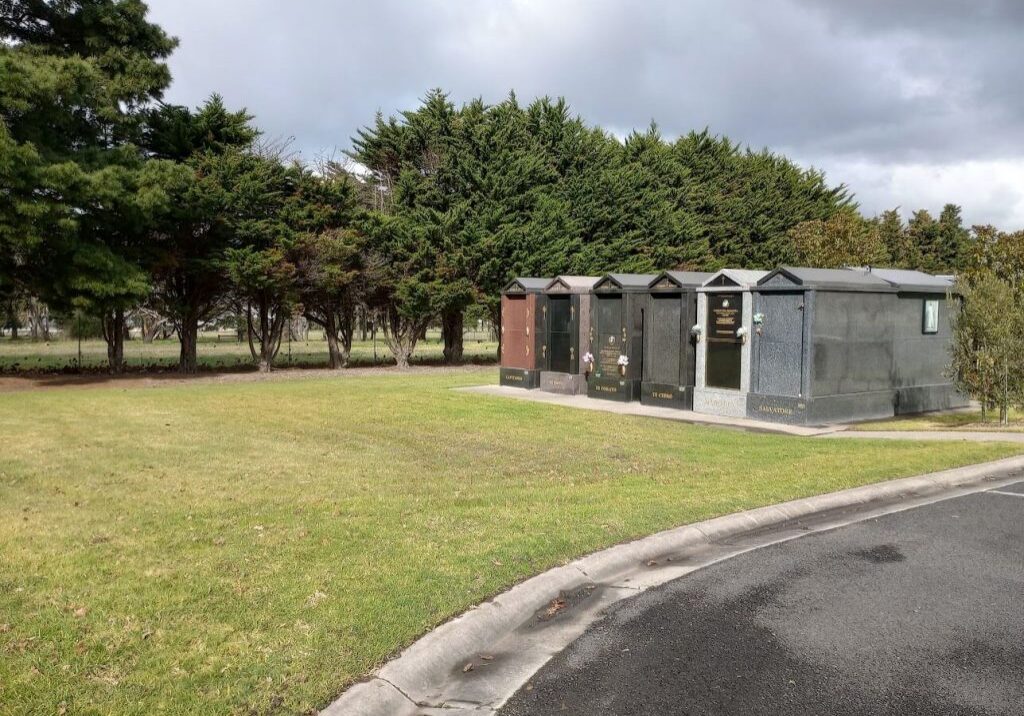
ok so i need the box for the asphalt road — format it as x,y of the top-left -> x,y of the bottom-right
500,481 -> 1024,716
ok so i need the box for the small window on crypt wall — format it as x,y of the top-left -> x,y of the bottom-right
923,299 -> 939,334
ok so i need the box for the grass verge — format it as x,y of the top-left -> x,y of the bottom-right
0,368 -> 1019,715
852,408 -> 1024,432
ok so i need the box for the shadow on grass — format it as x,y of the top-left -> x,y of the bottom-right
0,354 -> 498,391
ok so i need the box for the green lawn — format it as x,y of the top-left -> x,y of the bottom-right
853,408 -> 1024,433
1,369 -> 1019,715
0,330 -> 498,372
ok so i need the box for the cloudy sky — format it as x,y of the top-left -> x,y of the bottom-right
146,0 -> 1024,229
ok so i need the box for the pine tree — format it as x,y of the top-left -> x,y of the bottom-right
1,0 -> 176,371
140,96 -> 259,372
224,159 -> 358,372
877,208 -> 919,269
907,209 -> 942,273
350,92 -> 858,363
670,130 -> 853,268
937,203 -> 970,273
293,226 -> 365,369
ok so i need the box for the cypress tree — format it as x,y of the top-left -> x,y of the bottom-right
0,0 -> 176,371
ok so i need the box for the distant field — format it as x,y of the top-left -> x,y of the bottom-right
0,330 -> 498,372
1,367 -> 1020,715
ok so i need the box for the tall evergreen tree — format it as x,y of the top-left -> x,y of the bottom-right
224,159 -> 358,372
350,92 -> 855,362
293,226 -> 365,369
670,130 -> 853,268
877,208 -> 919,269
937,203 -> 970,273
351,90 -> 479,364
572,124 -> 707,273
907,209 -> 942,273
140,96 -> 258,372
0,0 -> 176,370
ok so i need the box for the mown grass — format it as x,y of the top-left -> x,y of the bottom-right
853,408 -> 1024,432
0,368 -> 1019,715
0,331 -> 497,373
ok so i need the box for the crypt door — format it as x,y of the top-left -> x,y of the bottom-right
706,293 -> 742,389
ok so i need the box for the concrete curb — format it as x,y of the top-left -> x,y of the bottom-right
824,429 -> 1024,443
455,385 -> 843,436
322,455 -> 1024,716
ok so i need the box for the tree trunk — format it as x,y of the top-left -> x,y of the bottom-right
381,307 -> 423,370
394,345 -> 411,369
371,316 -> 378,364
324,312 -> 343,369
27,298 -> 43,340
441,308 -> 464,364
142,312 -> 168,344
246,298 -> 285,372
339,304 -> 354,367
179,316 -> 199,373
102,307 -> 126,374
38,303 -> 50,342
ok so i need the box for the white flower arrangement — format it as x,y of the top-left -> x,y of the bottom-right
583,351 -> 594,365
736,326 -> 749,341
617,354 -> 629,367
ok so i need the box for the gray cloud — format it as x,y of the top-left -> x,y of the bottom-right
145,0 -> 1024,228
